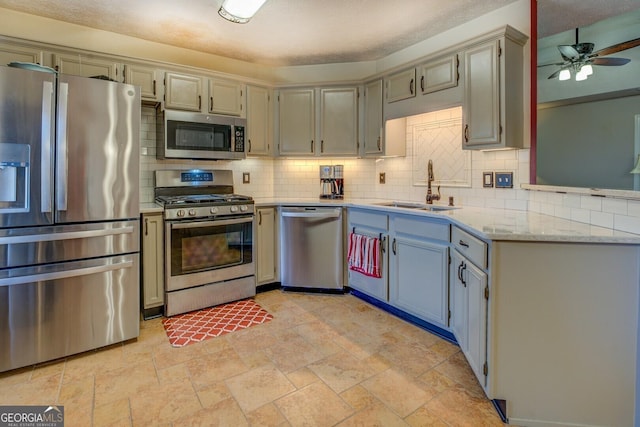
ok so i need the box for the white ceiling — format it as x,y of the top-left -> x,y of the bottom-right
0,0 -> 523,66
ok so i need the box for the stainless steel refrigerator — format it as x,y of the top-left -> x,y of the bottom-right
0,64 -> 140,372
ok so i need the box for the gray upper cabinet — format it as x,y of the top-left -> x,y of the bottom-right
208,77 -> 244,116
247,85 -> 272,156
164,71 -> 203,112
463,27 -> 527,149
386,68 -> 416,103
0,42 -> 44,66
363,79 -> 383,156
319,87 -> 358,156
419,54 -> 459,94
278,88 -> 315,156
54,53 -> 123,81
125,64 -> 159,102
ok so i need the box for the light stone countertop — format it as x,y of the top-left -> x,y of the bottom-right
253,197 -> 640,244
140,202 -> 164,214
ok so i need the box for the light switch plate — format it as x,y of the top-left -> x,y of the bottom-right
379,172 -> 386,184
495,172 -> 513,188
242,172 -> 250,184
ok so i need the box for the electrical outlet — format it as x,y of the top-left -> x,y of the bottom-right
242,172 -> 250,184
379,172 -> 386,184
495,172 -> 513,188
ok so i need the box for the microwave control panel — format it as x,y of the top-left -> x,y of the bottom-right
234,126 -> 245,153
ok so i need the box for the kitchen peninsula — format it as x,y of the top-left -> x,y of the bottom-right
248,198 -> 640,427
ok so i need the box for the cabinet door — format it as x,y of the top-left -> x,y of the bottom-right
386,68 -> 416,103
364,79 -> 383,156
247,85 -> 272,156
125,64 -> 159,101
347,209 -> 389,301
0,42 -> 44,65
54,54 -> 122,81
463,40 -> 500,147
465,259 -> 488,387
319,87 -> 358,156
208,78 -> 244,116
278,88 -> 315,156
389,234 -> 449,326
256,207 -> 277,285
164,72 -> 202,112
450,250 -> 468,349
142,213 -> 164,309
419,54 -> 458,94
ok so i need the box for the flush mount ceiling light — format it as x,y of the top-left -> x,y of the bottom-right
218,0 -> 267,23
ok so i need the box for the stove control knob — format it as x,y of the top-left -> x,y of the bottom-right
240,205 -> 248,212
209,207 -> 219,214
176,210 -> 185,217
188,209 -> 196,216
230,205 -> 239,213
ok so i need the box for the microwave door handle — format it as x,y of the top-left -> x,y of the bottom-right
40,80 -> 54,213
56,82 -> 69,212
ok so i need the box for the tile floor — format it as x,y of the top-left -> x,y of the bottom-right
0,290 -> 507,426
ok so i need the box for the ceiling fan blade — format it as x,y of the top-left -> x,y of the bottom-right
547,69 -> 562,79
592,57 -> 631,66
558,45 -> 580,61
593,37 -> 640,57
537,62 -> 565,68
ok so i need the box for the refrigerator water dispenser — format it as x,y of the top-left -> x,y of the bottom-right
0,143 -> 30,212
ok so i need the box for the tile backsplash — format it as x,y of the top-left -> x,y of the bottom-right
140,106 -> 640,234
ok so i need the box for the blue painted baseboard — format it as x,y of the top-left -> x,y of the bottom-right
349,288 -> 458,345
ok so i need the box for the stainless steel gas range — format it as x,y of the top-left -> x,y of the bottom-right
155,169 -> 255,316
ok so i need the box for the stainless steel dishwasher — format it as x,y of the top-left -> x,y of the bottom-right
280,206 -> 344,290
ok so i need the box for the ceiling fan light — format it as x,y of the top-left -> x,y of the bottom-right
218,0 -> 267,23
575,68 -> 588,81
581,64 -> 593,76
558,69 -> 571,81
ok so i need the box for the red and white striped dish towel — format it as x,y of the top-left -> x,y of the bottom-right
347,232 -> 382,278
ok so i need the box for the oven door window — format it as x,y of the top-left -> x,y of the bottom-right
167,120 -> 232,152
170,219 -> 252,276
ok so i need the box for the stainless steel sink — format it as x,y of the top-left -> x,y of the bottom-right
375,201 -> 459,211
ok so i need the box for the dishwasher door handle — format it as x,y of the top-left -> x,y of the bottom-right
281,211 -> 341,219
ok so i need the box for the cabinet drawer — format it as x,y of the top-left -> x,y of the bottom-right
393,215 -> 449,242
452,226 -> 487,269
349,209 -> 388,231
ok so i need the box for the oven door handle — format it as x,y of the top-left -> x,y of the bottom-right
170,217 -> 253,230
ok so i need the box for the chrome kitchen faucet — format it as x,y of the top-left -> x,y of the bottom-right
426,159 -> 441,204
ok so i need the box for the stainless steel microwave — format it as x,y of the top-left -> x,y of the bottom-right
156,109 -> 246,160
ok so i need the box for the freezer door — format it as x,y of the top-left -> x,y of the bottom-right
0,66 -> 55,228
0,254 -> 140,372
56,74 -> 140,223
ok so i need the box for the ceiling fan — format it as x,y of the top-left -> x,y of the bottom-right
539,28 -> 640,80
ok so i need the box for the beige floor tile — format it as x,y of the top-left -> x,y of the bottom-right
377,340 -> 446,378
275,381 -> 354,427
186,348 -> 249,390
181,397 -> 249,427
262,333 -> 325,373
307,351 -> 379,393
128,380 -> 202,425
424,384 -> 505,426
225,364 -> 296,413
339,385 -> 378,411
336,400 -> 408,427
405,406 -> 449,426
245,402 -> 288,427
0,370 -> 61,405
418,369 -> 458,394
285,367 -> 319,389
94,398 -> 131,427
196,381 -> 233,408
152,340 -> 209,370
93,359 -> 158,407
362,369 -> 436,418
434,351 -> 486,398
62,344 -> 126,384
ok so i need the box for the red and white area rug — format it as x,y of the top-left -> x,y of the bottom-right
162,299 -> 273,347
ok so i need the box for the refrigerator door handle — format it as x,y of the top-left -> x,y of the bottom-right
0,259 -> 134,287
56,82 -> 69,211
0,225 -> 134,245
41,81 -> 54,214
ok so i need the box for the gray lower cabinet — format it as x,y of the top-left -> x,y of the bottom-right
347,208 -> 389,301
256,207 -> 278,285
141,213 -> 164,318
389,214 -> 450,328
